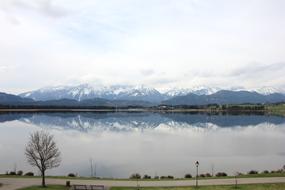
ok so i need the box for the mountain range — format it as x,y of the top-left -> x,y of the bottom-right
0,84 -> 285,107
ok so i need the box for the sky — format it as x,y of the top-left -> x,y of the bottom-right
0,0 -> 285,94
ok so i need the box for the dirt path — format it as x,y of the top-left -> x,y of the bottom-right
1,177 -> 285,190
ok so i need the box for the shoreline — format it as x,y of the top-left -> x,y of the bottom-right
0,108 -> 267,113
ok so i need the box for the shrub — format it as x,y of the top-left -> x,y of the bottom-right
9,171 -> 16,175
236,172 -> 243,176
263,170 -> 269,174
199,174 -> 205,177
275,169 -> 283,173
215,172 -> 227,177
143,175 -> 151,179
205,173 -> 211,177
184,174 -> 192,178
167,175 -> 174,179
68,173 -> 76,177
160,176 -> 174,179
130,173 -> 141,179
17,170 -> 23,176
154,176 -> 159,179
24,172 -> 34,176
248,170 -> 258,175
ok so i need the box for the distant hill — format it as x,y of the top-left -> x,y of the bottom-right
0,95 -> 154,108
0,92 -> 34,105
162,90 -> 285,105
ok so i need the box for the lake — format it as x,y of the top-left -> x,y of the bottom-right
0,112 -> 285,178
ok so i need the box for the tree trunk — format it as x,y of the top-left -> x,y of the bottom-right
42,170 -> 46,187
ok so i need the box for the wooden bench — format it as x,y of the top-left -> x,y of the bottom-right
71,185 -> 88,190
71,185 -> 105,190
90,185 -> 105,190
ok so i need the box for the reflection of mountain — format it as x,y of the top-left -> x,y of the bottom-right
1,112 -> 285,131
20,113 -> 169,132
163,113 -> 285,127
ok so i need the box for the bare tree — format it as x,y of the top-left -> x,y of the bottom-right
25,131 -> 61,187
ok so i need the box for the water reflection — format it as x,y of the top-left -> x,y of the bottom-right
0,112 -> 285,178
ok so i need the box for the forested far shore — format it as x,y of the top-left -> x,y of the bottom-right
0,103 -> 284,116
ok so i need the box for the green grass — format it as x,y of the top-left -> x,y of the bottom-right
111,183 -> 285,190
17,185 -> 68,190
15,183 -> 285,190
1,172 -> 285,181
266,104 -> 285,116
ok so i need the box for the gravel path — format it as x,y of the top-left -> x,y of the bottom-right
0,177 -> 285,190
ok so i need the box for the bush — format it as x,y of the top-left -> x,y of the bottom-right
130,173 -> 141,179
143,174 -> 151,179
248,170 -> 258,175
199,174 -> 205,177
205,173 -> 211,177
160,176 -> 174,179
263,170 -> 269,174
184,174 -> 192,178
215,172 -> 227,177
9,171 -> 16,175
17,170 -> 23,176
68,173 -> 76,177
24,172 -> 34,176
236,172 -> 243,176
154,176 -> 159,179
275,169 -> 283,173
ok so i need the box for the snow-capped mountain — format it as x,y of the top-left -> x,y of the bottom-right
164,86 -> 220,97
253,87 -> 284,95
20,84 -> 166,103
19,84 -> 285,103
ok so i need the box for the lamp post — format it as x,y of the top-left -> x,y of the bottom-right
195,161 -> 199,187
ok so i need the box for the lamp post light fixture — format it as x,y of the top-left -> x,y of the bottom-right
195,161 -> 199,187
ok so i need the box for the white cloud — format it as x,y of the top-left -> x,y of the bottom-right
0,0 -> 285,93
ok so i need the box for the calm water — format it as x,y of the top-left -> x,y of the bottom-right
0,112 -> 285,178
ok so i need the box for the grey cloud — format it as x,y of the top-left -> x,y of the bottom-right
0,0 -> 69,19
231,62 -> 285,77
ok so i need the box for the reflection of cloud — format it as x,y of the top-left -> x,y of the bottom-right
140,69 -> 155,77
277,152 -> 285,156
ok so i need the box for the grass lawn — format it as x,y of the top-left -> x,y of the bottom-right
266,104 -> 285,116
17,185 -> 68,190
14,183 -> 285,190
111,183 -> 285,190
1,173 -> 285,181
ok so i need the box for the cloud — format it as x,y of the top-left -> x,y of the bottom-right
0,0 -> 285,93
0,0 -> 69,19
231,62 -> 285,77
